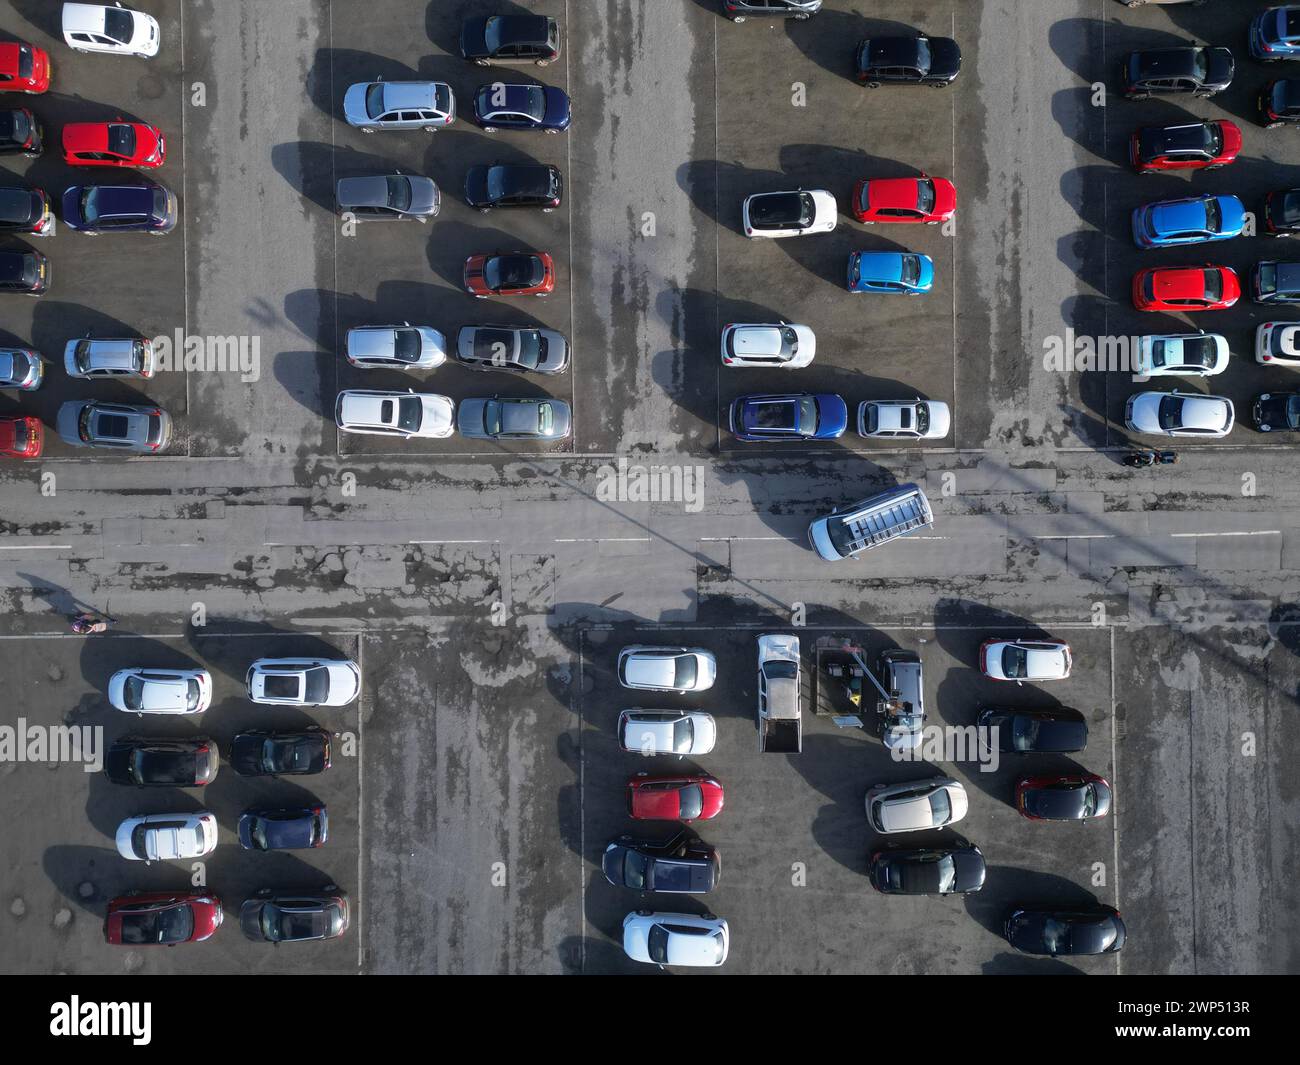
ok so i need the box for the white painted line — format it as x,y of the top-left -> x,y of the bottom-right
0,544 -> 73,550
577,633 -> 586,975
1168,530 -> 1280,539
408,539 -> 498,545
1033,534 -> 1114,540
553,536 -> 650,544
1108,621 -> 1121,976
355,630 -> 365,973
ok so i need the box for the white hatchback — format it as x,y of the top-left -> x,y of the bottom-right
618,646 -> 716,692
335,389 -> 455,438
108,668 -> 212,715
1134,333 -> 1229,376
116,811 -> 218,862
1256,321 -> 1300,366
1125,390 -> 1234,438
720,322 -> 815,368
622,911 -> 729,967
742,188 -> 837,238
63,3 -> 159,57
246,658 -> 361,707
865,777 -> 968,834
857,399 -> 951,439
619,709 -> 717,756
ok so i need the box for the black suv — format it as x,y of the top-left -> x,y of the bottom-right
1121,46 -> 1233,99
855,35 -> 961,86
1253,260 -> 1300,304
464,162 -> 562,211
1261,79 -> 1300,128
460,15 -> 559,66
0,108 -> 41,155
0,248 -> 47,294
602,833 -> 720,893
976,706 -> 1088,754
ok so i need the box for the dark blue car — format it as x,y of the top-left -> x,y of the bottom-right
472,82 -> 570,132
729,392 -> 847,442
62,181 -> 176,234
1251,6 -> 1300,61
238,805 -> 329,850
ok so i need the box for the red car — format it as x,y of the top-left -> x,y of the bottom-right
463,251 -> 555,298
852,174 -> 956,224
1133,265 -> 1240,312
0,42 -> 50,94
62,121 -> 166,169
104,892 -> 223,945
1129,120 -> 1241,174
1016,774 -> 1112,822
627,773 -> 724,822
0,415 -> 42,458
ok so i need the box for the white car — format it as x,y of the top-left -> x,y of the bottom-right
62,3 -> 159,57
742,188 -> 837,238
1124,390 -> 1234,438
1134,333 -> 1229,376
618,645 -> 716,692
980,638 -> 1072,681
720,322 -> 815,368
115,811 -> 218,862
619,709 -> 717,756
1256,321 -> 1300,365
246,658 -> 361,707
108,668 -> 212,715
622,911 -> 729,967
345,325 -> 447,370
865,777 -> 968,834
857,399 -> 951,439
334,389 -> 455,438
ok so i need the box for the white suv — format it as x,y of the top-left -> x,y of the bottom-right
108,668 -> 212,715
62,3 -> 159,58
335,389 -> 455,438
247,658 -> 361,707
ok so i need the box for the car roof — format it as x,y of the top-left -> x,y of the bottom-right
64,5 -> 117,34
1173,394 -> 1231,429
132,673 -> 192,712
337,175 -> 391,206
379,82 -> 440,110
1132,47 -> 1201,78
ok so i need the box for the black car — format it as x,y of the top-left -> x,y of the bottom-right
854,35 -> 961,87
722,0 -> 822,21
0,108 -> 41,155
230,727 -> 331,777
61,181 -> 177,234
1120,46 -> 1233,99
1253,260 -> 1300,303
1264,188 -> 1300,236
1252,391 -> 1300,433
977,706 -> 1088,754
868,838 -> 986,896
0,248 -> 47,294
1016,774 -> 1113,821
104,736 -> 219,787
602,833 -> 721,893
0,184 -> 51,235
240,891 -> 349,943
464,162 -> 562,211
460,15 -> 559,66
1261,79 -> 1300,128
1005,906 -> 1126,956
238,805 -> 329,850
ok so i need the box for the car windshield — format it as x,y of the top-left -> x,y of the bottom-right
107,124 -> 136,157
483,17 -> 506,52
1203,199 -> 1221,232
1040,917 -> 1070,953
486,167 -> 510,201
123,675 -> 145,710
365,83 -> 386,119
385,177 -> 412,212
928,790 -> 951,825
1158,395 -> 1185,431
392,329 -> 422,362
1200,269 -> 1222,300
0,111 -> 27,142
796,397 -> 818,435
752,192 -> 811,227
79,187 -> 101,224
671,718 -> 695,753
1081,785 -> 1099,818
673,656 -> 698,688
915,37 -> 932,70
517,331 -> 542,368
1259,263 -> 1277,294
434,84 -> 452,115
916,179 -> 936,213
901,255 -> 921,286
1286,396 -> 1300,429
150,187 -> 167,219
1011,716 -> 1041,751
647,925 -> 670,964
1001,646 -> 1028,678
123,904 -> 192,945
303,666 -> 330,703
622,850 -> 649,890
1191,50 -> 1208,82
186,678 -> 201,711
104,8 -> 135,43
249,819 -> 270,850
514,86 -> 545,120
395,396 -> 423,432
678,784 -> 704,820
915,403 -> 930,434
17,46 -> 32,79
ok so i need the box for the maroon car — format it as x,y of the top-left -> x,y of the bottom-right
104,892 -> 223,945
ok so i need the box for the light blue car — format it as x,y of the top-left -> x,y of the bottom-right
1251,7 -> 1300,62
846,251 -> 934,294
1131,194 -> 1245,250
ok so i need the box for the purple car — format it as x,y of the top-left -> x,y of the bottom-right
62,181 -> 177,234
472,82 -> 570,132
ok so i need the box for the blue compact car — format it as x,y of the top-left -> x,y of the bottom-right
1251,7 -> 1300,61
1131,194 -> 1245,250
471,82 -> 571,132
62,182 -> 177,234
729,393 -> 848,441
846,251 -> 934,294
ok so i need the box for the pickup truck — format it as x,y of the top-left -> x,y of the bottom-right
757,633 -> 802,753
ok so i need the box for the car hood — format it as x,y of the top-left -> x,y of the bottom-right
536,329 -> 569,372
455,397 -> 489,436
55,402 -> 87,445
928,36 -> 962,78
459,17 -> 490,58
342,82 -> 371,123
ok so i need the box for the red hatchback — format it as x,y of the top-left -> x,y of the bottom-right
463,251 -> 555,297
62,121 -> 166,168
1129,120 -> 1241,174
0,42 -> 49,94
852,174 -> 956,224
104,892 -> 223,945
1133,265 -> 1240,312
0,415 -> 42,458
627,774 -> 724,822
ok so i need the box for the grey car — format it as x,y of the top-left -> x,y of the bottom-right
455,325 -> 569,374
56,400 -> 172,452
342,80 -> 455,132
63,336 -> 155,379
879,648 -> 924,751
344,324 -> 446,370
456,396 -> 572,440
336,174 -> 439,222
0,346 -> 42,389
723,0 -> 822,22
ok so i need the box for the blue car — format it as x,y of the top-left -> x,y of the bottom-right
847,251 -> 933,294
1131,194 -> 1245,250
237,805 -> 329,851
472,82 -> 570,132
1251,7 -> 1300,62
729,393 -> 847,441
62,181 -> 177,234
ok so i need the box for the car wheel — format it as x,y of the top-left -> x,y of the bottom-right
361,127 -> 374,134
702,912 -> 717,921
635,909 -> 652,916
479,207 -> 491,214
867,81 -> 881,89
545,127 -> 560,134
536,59 -> 553,67
482,126 -> 497,133
731,16 -> 746,22
1261,424 -> 1272,431
542,206 -> 555,213
475,59 -> 489,66
1267,121 -> 1284,130
323,883 -> 338,892
424,126 -> 439,133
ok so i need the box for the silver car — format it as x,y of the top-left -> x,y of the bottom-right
335,389 -> 455,438
455,325 -> 569,374
618,709 -> 717,756
336,174 -> 439,222
0,346 -> 42,389
56,400 -> 171,452
865,777 -> 968,834
63,336 -> 155,378
345,324 -> 446,370
456,396 -> 571,440
619,645 -> 717,693
343,79 -> 455,132
108,667 -> 213,715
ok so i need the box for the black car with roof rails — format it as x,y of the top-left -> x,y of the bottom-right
1264,188 -> 1300,236
868,838 -> 986,896
723,0 -> 822,21
464,162 -> 562,211
1005,906 -> 1126,956
0,108 -> 41,154
238,805 -> 329,850
0,184 -> 51,235
460,15 -> 559,66
854,35 -> 961,86
1121,46 -> 1233,98
1253,260 -> 1300,303
231,727 -> 331,777
603,832 -> 720,893
1261,79 -> 1300,127
0,248 -> 47,294
976,705 -> 1088,754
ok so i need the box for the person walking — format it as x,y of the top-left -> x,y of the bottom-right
70,611 -> 116,634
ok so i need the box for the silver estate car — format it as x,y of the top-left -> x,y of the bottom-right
343,80 -> 455,132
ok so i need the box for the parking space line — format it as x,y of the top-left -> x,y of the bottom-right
576,633 -> 586,974
1109,622 -> 1121,975
566,0 -> 576,439
328,0 -> 340,459
1169,530 -> 1281,538
356,631 -> 366,973
180,0 -> 191,439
